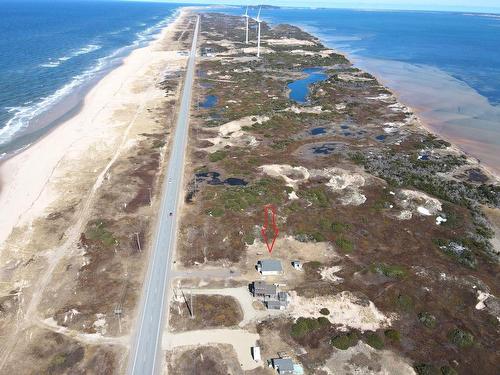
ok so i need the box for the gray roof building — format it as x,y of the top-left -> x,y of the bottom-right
272,358 -> 294,374
278,291 -> 288,303
252,281 -> 277,298
258,259 -> 283,275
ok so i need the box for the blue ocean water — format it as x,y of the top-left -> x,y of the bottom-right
0,0 -> 180,156
225,7 -> 500,106
222,7 -> 500,171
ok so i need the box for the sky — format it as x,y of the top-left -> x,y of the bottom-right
128,0 -> 500,13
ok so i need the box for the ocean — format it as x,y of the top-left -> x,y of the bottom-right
0,0 -> 180,157
2,3 -> 500,172
222,7 -> 500,172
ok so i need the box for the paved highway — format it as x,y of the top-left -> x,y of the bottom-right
128,15 -> 200,375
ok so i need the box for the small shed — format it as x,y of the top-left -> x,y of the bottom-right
257,259 -> 283,276
292,261 -> 302,270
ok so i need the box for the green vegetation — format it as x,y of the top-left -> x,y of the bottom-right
349,152 -> 366,166
270,139 -> 292,150
85,220 -> 117,247
421,135 -> 451,149
331,331 -> 359,350
206,207 -> 224,217
307,261 -> 322,269
295,231 -> 326,243
208,150 -> 227,162
330,221 -> 351,234
396,294 -> 413,312
414,363 -> 440,375
152,139 -> 165,148
371,263 -> 407,279
291,317 -> 329,338
365,332 -> 384,349
300,187 -> 329,207
418,312 -> 437,329
320,308 -> 330,315
414,363 -> 456,375
433,239 -> 477,269
448,328 -> 474,348
440,366 -> 458,375
384,329 -> 401,342
335,237 -> 354,253
217,178 -> 284,212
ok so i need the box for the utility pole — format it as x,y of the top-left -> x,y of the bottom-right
135,232 -> 142,252
190,289 -> 194,319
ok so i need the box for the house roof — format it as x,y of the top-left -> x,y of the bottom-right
253,281 -> 277,295
272,358 -> 294,372
258,259 -> 283,272
278,291 -> 288,301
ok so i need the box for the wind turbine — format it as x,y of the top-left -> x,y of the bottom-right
254,6 -> 262,58
243,6 -> 250,44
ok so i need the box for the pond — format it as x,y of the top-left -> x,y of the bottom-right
310,127 -> 327,135
196,172 -> 248,186
288,68 -> 328,104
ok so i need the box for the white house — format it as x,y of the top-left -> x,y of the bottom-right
257,259 -> 283,276
252,346 -> 261,362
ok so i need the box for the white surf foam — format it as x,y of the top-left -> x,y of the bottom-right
39,44 -> 102,68
0,11 -> 179,149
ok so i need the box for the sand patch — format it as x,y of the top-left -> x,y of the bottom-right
259,164 -> 310,190
322,341 -> 415,375
202,115 -> 268,152
265,38 -> 316,46
395,189 -> 442,220
163,329 -> 260,371
320,265 -> 344,284
284,105 -> 328,114
337,73 -> 375,82
288,291 -> 393,331
260,164 -> 368,206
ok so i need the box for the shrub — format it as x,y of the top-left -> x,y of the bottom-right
365,332 -> 384,349
206,207 -> 224,217
317,316 -> 330,326
331,331 -> 359,350
440,366 -> 458,375
335,237 -> 354,253
331,222 -> 351,233
208,150 -> 227,162
291,317 -> 328,338
301,187 -> 329,207
372,263 -> 407,279
448,328 -> 474,348
307,261 -> 322,269
85,220 -> 117,247
384,329 -> 401,342
396,294 -> 413,312
414,363 -> 440,375
418,312 -> 437,329
320,308 -> 330,315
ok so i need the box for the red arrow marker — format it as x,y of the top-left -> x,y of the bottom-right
261,204 -> 279,253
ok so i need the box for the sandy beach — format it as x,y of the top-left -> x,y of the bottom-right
0,10 -> 189,248
0,8 -> 194,371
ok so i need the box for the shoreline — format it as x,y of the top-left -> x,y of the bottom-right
328,50 -> 500,179
262,18 -> 500,179
0,8 -> 189,247
0,8 -> 181,165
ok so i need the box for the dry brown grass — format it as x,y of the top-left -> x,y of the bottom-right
169,294 -> 243,331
